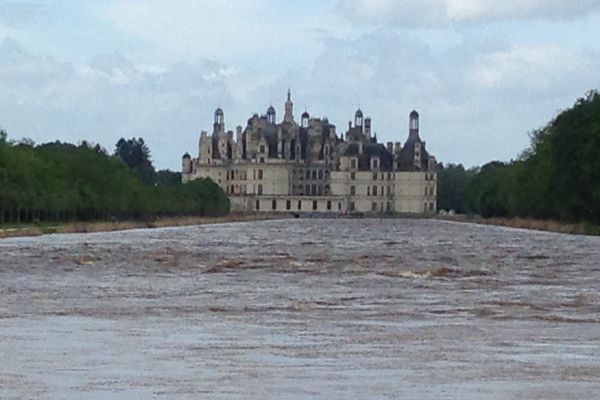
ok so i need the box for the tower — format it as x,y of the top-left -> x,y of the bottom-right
284,89 -> 294,123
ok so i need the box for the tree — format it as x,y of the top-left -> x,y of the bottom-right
436,163 -> 476,214
114,137 -> 156,183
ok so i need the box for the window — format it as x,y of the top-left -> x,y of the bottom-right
373,159 -> 379,168
318,170 -> 323,180
258,184 -> 263,195
255,200 -> 260,210
253,170 -> 256,180
429,202 -> 435,212
260,145 -> 265,153
372,202 -> 378,212
350,172 -> 356,180
231,185 -> 235,194
286,200 -> 291,210
311,185 -> 317,196
272,200 -> 277,210
338,202 -> 342,211
258,170 -> 263,180
313,200 -> 318,210
350,159 -> 357,169
387,202 -> 391,212
298,200 -> 302,210
350,186 -> 356,195
367,186 -> 371,196
324,185 -> 330,195
388,172 -> 392,180
373,173 -> 378,181
312,170 -> 317,180
387,186 -> 392,196
373,186 -> 378,196
260,158 -> 265,164
305,184 -> 310,195
327,201 -> 332,211
349,202 -> 355,211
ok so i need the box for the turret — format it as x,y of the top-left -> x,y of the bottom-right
267,105 -> 276,124
214,107 -> 224,133
409,110 -> 419,139
182,153 -> 192,174
355,109 -> 363,132
301,111 -> 310,128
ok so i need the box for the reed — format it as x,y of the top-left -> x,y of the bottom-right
0,213 -> 292,239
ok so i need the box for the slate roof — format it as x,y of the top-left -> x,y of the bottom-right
342,143 -> 394,171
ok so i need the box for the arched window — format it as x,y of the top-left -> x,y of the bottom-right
272,200 -> 277,210
258,184 -> 263,195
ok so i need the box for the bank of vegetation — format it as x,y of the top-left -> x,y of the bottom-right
437,90 -> 600,234
0,134 -> 229,225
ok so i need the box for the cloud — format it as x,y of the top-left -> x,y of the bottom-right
0,38 -> 237,169
338,0 -> 600,25
96,0 -> 328,69
0,2 -> 51,28
255,28 -> 600,167
469,45 -> 594,95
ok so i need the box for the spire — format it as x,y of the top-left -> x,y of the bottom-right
284,89 -> 294,123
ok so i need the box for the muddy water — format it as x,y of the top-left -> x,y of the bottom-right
1,219 -> 599,399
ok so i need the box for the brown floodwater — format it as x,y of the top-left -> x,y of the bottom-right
1,219 -> 599,399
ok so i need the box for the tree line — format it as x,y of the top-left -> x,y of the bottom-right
0,134 -> 229,225
437,90 -> 600,226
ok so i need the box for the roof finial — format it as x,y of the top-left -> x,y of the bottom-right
287,88 -> 291,102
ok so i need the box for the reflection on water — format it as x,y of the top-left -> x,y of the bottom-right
1,219 -> 600,399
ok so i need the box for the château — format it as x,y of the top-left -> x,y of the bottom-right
182,91 -> 437,214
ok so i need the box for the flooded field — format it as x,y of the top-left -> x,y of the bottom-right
1,219 -> 600,399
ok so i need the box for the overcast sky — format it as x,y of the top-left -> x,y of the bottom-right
1,0 -> 599,170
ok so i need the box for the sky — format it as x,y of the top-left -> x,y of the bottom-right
1,0 -> 599,170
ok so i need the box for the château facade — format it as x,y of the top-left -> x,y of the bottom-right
182,91 -> 437,214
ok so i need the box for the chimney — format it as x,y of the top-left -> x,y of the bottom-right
365,118 -> 372,138
386,142 -> 393,154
